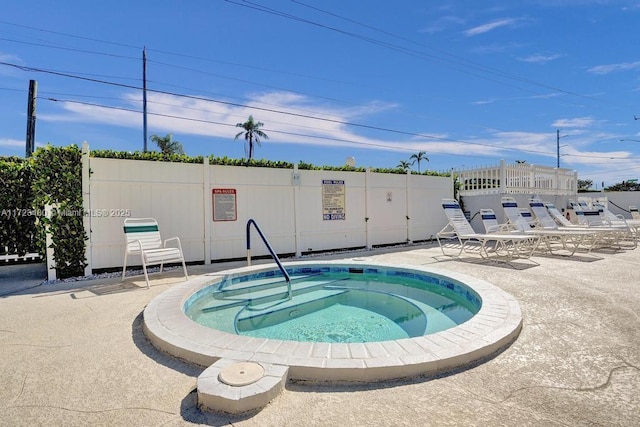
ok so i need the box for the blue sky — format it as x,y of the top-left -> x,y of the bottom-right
1,0 -> 640,187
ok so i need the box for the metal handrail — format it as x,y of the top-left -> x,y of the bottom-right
246,219 -> 292,300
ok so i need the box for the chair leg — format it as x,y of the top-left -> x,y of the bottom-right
181,258 -> 189,281
141,257 -> 150,289
121,254 -> 128,281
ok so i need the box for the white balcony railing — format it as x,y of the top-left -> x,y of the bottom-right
455,160 -> 577,197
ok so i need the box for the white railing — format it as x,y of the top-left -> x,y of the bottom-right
455,160 -> 577,197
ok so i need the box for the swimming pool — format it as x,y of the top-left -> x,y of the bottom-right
184,266 -> 481,343
143,260 -> 522,382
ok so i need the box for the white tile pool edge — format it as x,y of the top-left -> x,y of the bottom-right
142,260 -> 522,382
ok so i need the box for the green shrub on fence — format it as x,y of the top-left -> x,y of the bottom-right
90,150 -> 448,176
91,149 -> 204,163
31,145 -> 87,278
0,157 -> 38,256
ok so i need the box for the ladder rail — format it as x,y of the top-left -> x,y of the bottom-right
246,219 -> 292,300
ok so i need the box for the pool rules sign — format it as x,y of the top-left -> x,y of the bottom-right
322,179 -> 345,220
212,188 -> 237,221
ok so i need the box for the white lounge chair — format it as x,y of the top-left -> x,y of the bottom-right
630,206 -> 640,220
529,198 -> 607,253
545,202 -> 577,228
591,201 -> 639,245
567,201 -> 630,249
122,218 -> 189,288
437,199 -> 538,260
479,209 -> 515,233
501,197 -> 537,232
501,197 -> 604,255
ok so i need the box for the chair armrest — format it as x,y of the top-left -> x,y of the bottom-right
129,239 -> 144,253
164,236 -> 184,251
485,224 -> 502,233
485,222 -> 515,233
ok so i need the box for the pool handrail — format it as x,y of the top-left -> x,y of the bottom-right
246,219 -> 292,300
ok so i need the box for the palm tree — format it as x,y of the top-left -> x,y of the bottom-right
234,115 -> 268,160
150,134 -> 184,155
409,151 -> 429,173
397,160 -> 412,172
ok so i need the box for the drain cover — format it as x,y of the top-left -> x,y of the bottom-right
218,362 -> 265,386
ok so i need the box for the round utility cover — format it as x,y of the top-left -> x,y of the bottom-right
218,362 -> 265,386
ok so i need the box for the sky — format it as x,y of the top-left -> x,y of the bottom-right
1,0 -> 640,187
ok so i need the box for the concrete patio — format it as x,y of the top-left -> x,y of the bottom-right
1,243 -> 638,426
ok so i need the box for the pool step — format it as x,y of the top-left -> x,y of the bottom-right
201,278 -> 351,313
236,288 -> 349,322
213,273 -> 324,297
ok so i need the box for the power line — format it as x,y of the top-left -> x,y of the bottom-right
0,20 -> 141,50
221,0 -> 606,105
5,60 -> 638,162
1,4 -> 603,106
2,60 -> 460,143
41,94 -> 640,161
146,58 -> 347,105
1,16 -> 626,119
41,97 -> 421,153
0,36 -> 139,61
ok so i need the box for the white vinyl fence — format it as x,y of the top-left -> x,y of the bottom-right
83,145 -> 453,271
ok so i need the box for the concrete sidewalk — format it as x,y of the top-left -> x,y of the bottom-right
1,244 -> 639,426
0,262 -> 47,297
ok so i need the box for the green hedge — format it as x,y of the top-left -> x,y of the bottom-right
0,145 -> 87,278
0,157 -> 37,256
31,145 -> 87,278
91,150 -> 449,176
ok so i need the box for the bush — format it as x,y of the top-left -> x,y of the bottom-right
0,157 -> 37,256
31,145 -> 87,278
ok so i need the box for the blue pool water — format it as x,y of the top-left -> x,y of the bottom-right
184,265 -> 481,343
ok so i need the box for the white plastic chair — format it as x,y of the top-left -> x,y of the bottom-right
122,218 -> 188,288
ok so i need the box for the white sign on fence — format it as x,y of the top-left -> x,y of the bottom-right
322,179 -> 345,220
212,188 -> 237,221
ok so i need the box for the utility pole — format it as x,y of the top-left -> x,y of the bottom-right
557,130 -> 560,168
25,80 -> 37,157
142,47 -> 148,152
556,130 -> 569,168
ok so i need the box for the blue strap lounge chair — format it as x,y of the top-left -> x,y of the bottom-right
499,197 -> 601,255
437,199 -> 538,261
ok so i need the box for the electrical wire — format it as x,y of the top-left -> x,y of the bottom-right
4,59 -> 636,166
40,95 -> 640,162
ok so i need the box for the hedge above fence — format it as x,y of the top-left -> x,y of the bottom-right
0,156 -> 37,256
90,149 -> 449,176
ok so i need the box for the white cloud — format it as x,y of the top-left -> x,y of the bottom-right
517,53 -> 564,63
33,91 -> 630,166
0,53 -> 21,62
0,138 -> 24,148
39,90 -> 411,153
0,53 -> 24,77
419,16 -> 466,34
552,117 -> 595,128
587,61 -> 640,74
463,18 -> 519,36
